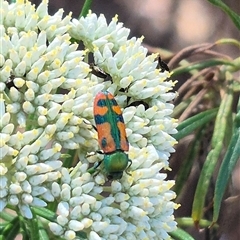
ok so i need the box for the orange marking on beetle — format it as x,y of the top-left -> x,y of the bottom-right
117,121 -> 129,151
112,105 -> 122,115
94,105 -> 108,116
96,122 -> 116,153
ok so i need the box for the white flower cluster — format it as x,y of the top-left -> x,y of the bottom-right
0,0 -> 178,239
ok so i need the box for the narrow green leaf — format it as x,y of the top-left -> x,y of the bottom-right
224,107 -> 233,146
211,82 -> 234,148
215,38 -> 240,48
213,128 -> 240,223
225,57 -> 240,73
176,217 -> 217,228
174,108 -> 218,140
0,223 -> 8,232
0,211 -> 15,222
29,217 -> 40,240
174,128 -> 203,196
79,0 -> 93,18
169,228 -> 195,240
31,207 -> 56,222
21,215 -> 40,240
213,97 -> 240,223
19,216 -> 28,240
192,81 -> 234,223
208,0 -> 240,30
172,59 -> 235,77
39,229 -> 50,240
37,219 -> 50,240
2,216 -> 20,240
191,144 -> 221,223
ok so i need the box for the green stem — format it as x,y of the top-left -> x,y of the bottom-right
208,0 -> 240,30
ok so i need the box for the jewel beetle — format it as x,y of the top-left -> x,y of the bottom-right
92,91 -> 132,180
